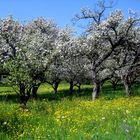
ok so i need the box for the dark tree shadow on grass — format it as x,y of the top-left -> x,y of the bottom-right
0,94 -> 19,103
37,87 -> 93,101
0,83 -> 140,103
101,83 -> 140,100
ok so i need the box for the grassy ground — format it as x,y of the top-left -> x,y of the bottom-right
0,83 -> 140,140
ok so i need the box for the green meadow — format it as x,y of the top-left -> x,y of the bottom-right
0,83 -> 140,140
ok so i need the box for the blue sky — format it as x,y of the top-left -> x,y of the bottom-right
0,0 -> 140,33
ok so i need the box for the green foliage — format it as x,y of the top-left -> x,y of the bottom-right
3,53 -> 33,103
5,57 -> 32,87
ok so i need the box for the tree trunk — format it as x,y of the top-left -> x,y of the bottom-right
69,80 -> 74,96
53,81 -> 59,94
19,82 -> 32,106
92,81 -> 100,100
92,65 -> 100,100
19,83 -> 28,106
27,87 -> 31,99
32,83 -> 40,98
122,75 -> 132,96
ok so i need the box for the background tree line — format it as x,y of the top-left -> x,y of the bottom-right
0,0 -> 140,105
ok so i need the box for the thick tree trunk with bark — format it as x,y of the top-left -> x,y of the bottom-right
92,65 -> 100,100
69,80 -> 74,96
19,83 -> 25,104
53,81 -> 59,94
32,83 -> 40,98
122,75 -> 132,96
92,81 -> 100,100
19,83 -> 30,106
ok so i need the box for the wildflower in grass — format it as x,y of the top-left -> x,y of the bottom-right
125,110 -> 130,114
122,124 -> 132,134
123,119 -> 127,123
3,122 -> 7,125
105,131 -> 109,134
102,117 -> 105,120
25,109 -> 29,112
61,115 -> 66,119
125,129 -> 130,133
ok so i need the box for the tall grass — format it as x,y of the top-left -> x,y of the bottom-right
0,83 -> 140,140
